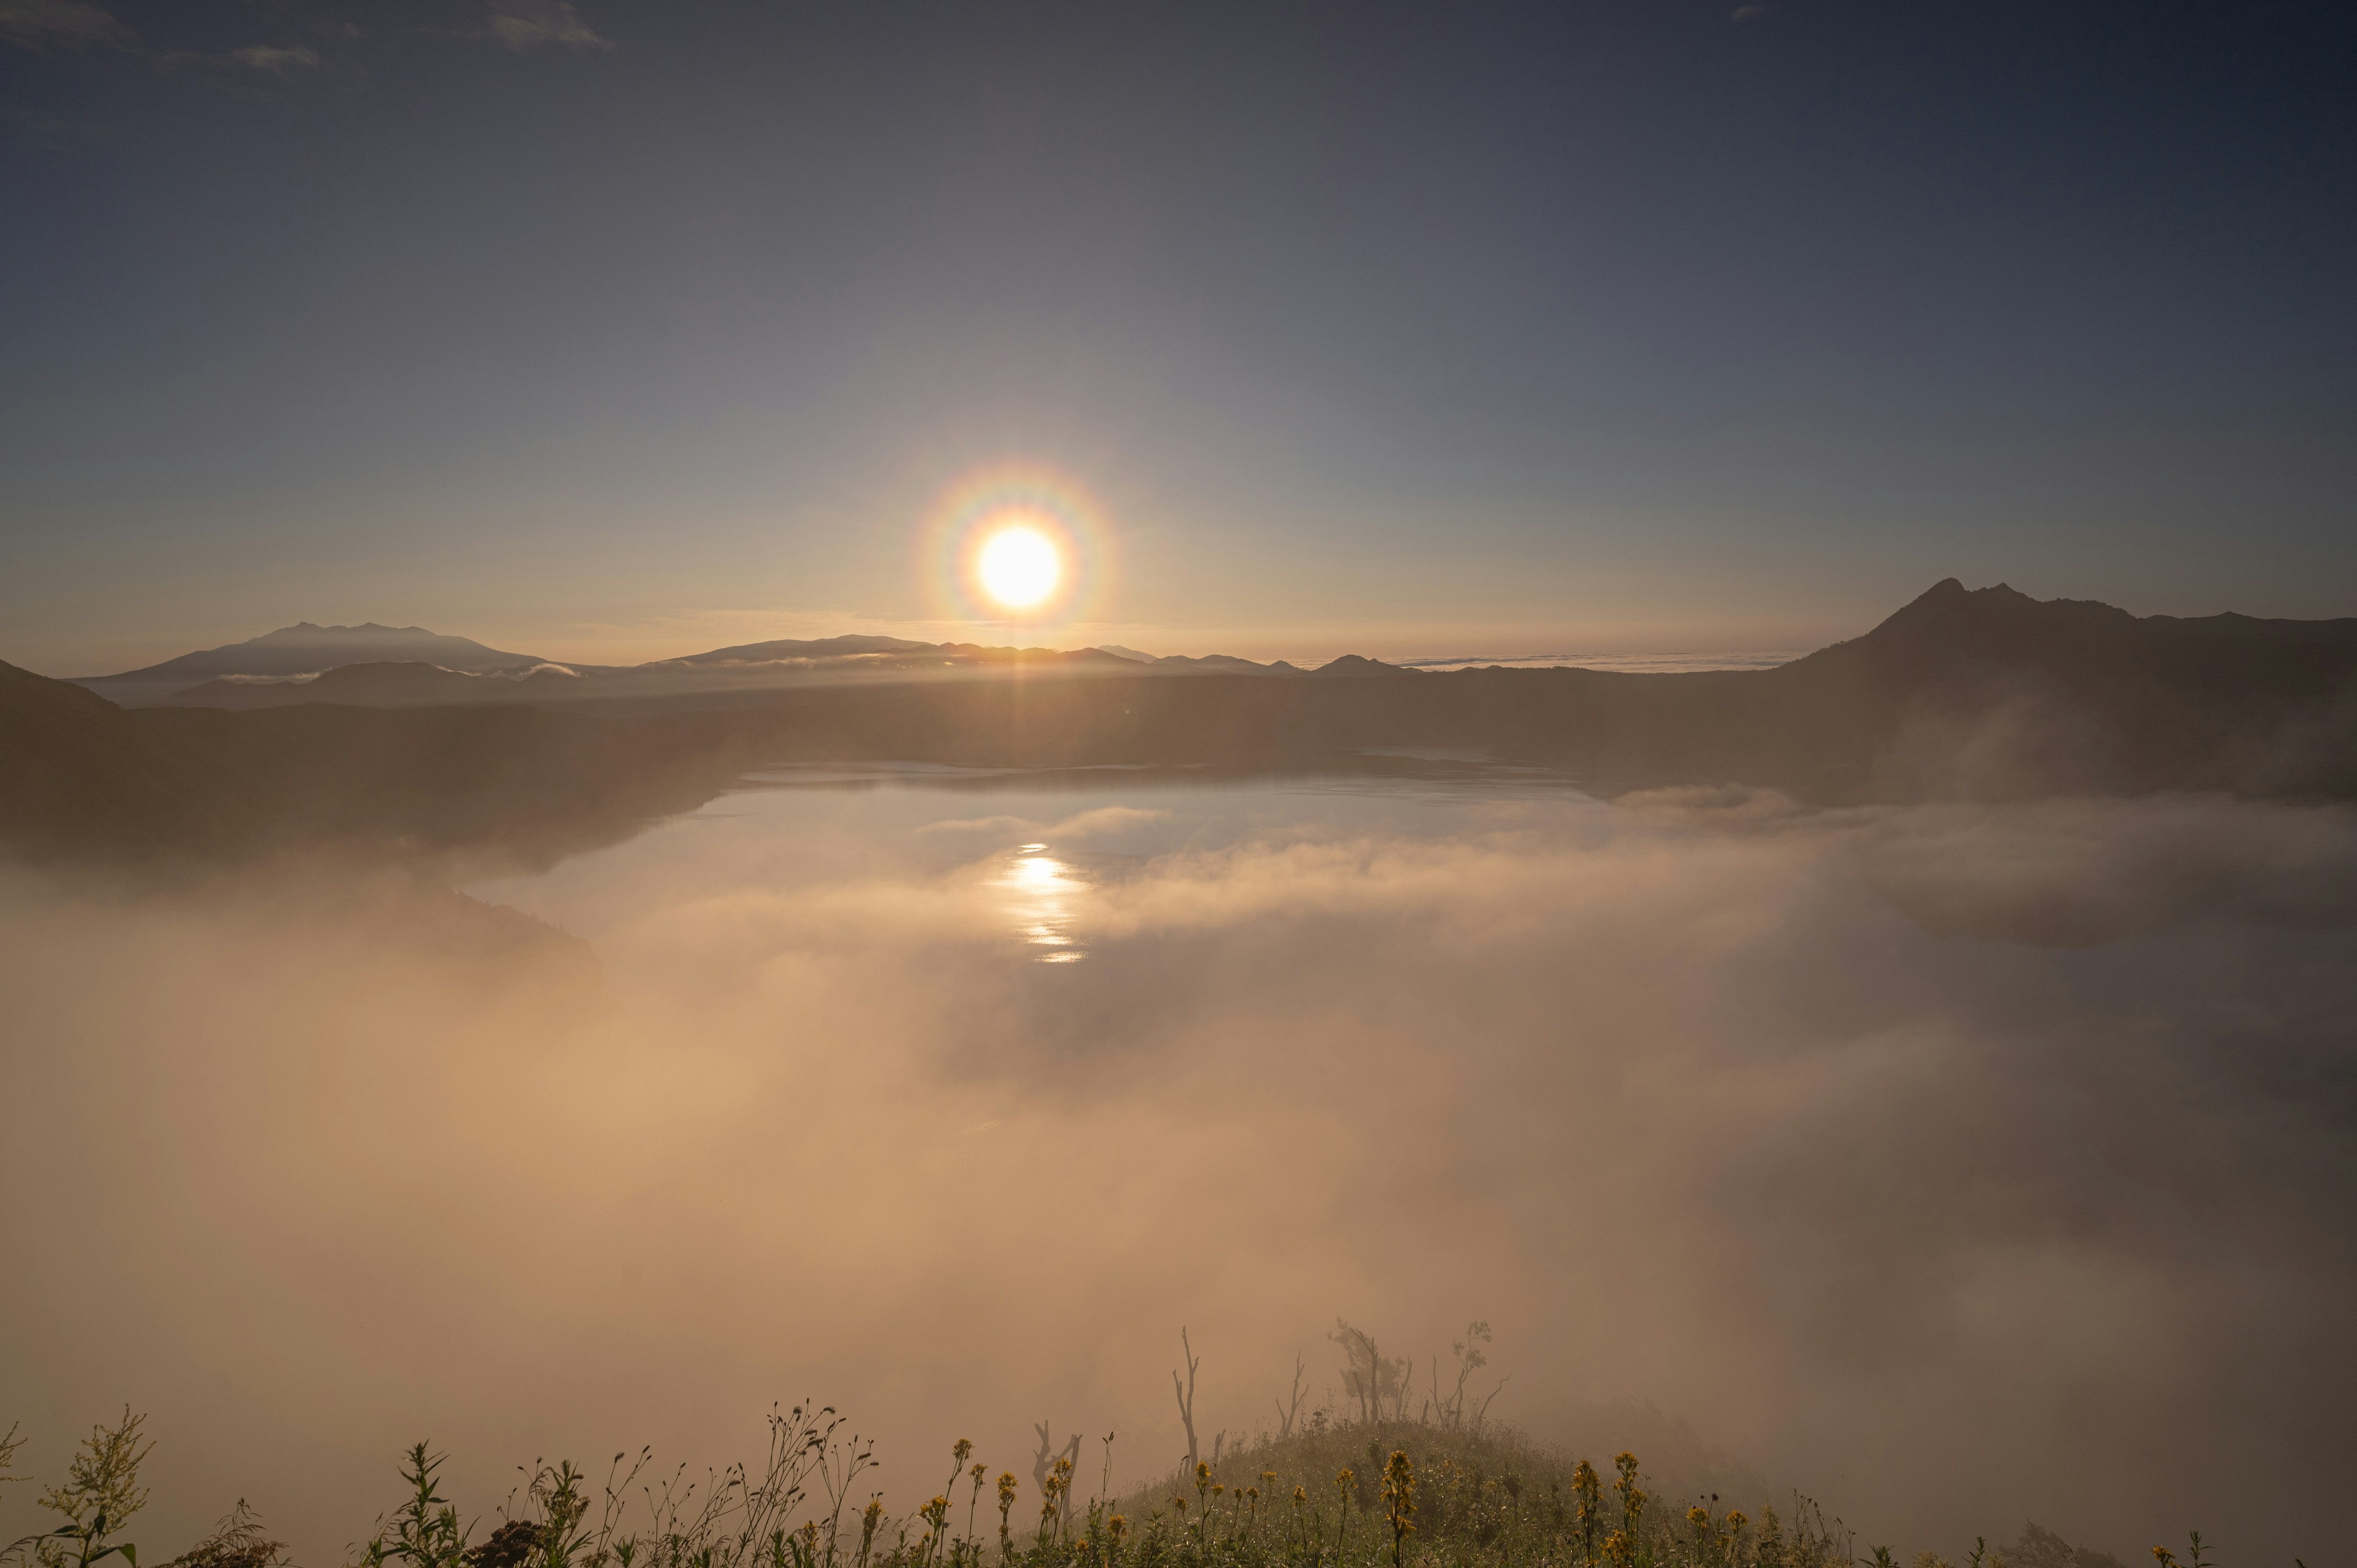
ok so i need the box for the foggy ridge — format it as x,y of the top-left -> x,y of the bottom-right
8,579 -> 2356,870
72,620 -> 554,707
69,624 -> 1386,709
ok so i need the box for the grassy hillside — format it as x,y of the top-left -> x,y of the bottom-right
1096,1416 -> 1848,1568
1,1406 -> 2189,1568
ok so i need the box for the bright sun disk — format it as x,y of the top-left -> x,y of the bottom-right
977,525 -> 1061,610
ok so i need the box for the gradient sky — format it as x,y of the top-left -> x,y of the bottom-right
4,0 -> 2353,674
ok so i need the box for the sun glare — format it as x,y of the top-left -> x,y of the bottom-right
976,525 -> 1061,610
924,463 -> 1104,622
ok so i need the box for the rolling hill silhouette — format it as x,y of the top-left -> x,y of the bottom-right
74,622 -> 554,708
147,641 -> 1385,708
7,581 -> 2353,868
85,618 -> 1425,710
162,660 -> 594,711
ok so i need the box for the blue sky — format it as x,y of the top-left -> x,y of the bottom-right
4,0 -> 2353,672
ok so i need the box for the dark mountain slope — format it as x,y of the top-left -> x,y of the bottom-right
2,658 -> 749,868
1758,579 -> 2357,797
8,582 -> 2355,868
624,579 -> 2356,798
0,659 -> 245,855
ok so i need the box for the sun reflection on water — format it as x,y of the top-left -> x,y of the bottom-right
993,843 -> 1088,962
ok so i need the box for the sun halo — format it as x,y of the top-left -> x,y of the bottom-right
975,523 -> 1062,611
923,463 -> 1105,625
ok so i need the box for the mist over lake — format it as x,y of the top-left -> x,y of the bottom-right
6,770 -> 2351,1566
9,7 -> 2357,1562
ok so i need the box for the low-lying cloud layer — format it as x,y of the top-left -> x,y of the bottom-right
2,786 -> 2351,1566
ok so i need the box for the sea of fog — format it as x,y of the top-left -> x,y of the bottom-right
4,767 -> 2354,1566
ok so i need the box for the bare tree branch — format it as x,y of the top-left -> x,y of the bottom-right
1171,1328 -> 1202,1469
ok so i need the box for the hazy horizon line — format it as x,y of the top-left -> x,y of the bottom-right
39,616 -> 1835,684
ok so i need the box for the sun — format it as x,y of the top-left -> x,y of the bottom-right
975,523 -> 1062,610
923,463 -> 1105,623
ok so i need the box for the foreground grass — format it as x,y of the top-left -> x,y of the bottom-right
0,1408 -> 2232,1568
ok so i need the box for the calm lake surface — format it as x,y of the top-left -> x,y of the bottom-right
468,761 -> 1608,965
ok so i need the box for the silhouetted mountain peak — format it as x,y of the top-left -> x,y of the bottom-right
9,577 -> 2357,871
1310,654 -> 1412,678
1782,580 -> 2357,733
252,620 -> 430,641
1854,579 -> 2138,649
74,622 -> 550,703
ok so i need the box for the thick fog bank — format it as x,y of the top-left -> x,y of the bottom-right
2,790 -> 2352,1566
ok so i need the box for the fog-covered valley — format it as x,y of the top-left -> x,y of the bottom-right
5,773 -> 2350,1566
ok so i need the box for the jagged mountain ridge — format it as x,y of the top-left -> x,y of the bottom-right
7,581 -> 2355,868
128,578 -> 2357,727
72,624 -> 1400,709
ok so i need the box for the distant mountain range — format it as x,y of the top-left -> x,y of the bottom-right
76,622 -> 557,708
7,580 -> 2354,869
68,622 -> 1407,711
